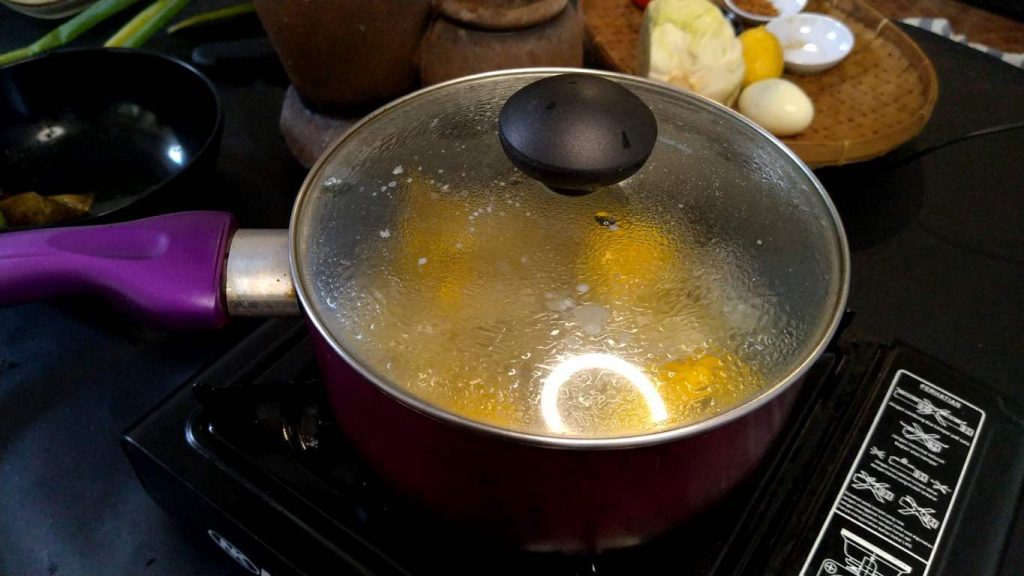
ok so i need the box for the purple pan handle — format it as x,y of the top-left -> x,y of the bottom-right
0,211 -> 237,329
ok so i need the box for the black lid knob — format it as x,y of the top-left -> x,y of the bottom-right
498,73 -> 658,194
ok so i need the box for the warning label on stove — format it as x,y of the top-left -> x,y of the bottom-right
799,369 -> 985,576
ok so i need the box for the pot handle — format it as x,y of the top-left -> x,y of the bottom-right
0,211 -> 237,329
224,229 -> 300,317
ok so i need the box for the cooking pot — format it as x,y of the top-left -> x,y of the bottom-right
0,69 -> 849,552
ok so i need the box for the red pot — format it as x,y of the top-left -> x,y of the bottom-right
315,332 -> 803,551
0,70 -> 849,552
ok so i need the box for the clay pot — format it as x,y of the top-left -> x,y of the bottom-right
253,0 -> 433,113
420,3 -> 583,86
436,0 -> 569,29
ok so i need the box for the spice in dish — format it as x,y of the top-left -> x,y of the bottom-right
733,0 -> 779,17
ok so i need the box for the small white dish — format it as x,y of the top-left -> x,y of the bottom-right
725,0 -> 807,24
766,13 -> 855,75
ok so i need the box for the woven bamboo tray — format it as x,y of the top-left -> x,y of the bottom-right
584,0 -> 939,166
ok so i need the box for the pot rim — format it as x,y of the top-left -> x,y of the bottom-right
289,67 -> 851,450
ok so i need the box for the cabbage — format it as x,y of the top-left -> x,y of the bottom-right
638,0 -> 745,106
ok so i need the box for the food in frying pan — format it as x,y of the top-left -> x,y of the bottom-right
0,191 -> 94,228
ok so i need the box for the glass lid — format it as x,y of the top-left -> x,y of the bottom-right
292,69 -> 848,444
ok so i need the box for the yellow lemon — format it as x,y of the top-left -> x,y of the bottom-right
739,27 -> 784,87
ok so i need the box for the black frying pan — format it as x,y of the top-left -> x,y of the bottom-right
0,48 -> 222,229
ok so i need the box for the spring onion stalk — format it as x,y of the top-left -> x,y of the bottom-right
166,2 -> 255,35
104,0 -> 165,46
105,0 -> 192,48
0,0 -> 140,67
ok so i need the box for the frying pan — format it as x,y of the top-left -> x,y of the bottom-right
0,48 -> 222,230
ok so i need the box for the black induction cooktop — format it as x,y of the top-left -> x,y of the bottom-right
123,318 -> 1024,576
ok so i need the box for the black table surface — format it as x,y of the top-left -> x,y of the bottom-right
1,3 -> 1023,575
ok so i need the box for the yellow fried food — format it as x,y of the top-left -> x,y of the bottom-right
653,352 -> 762,418
431,379 -> 518,428
390,175 -> 554,314
0,191 -> 94,227
576,213 -> 676,306
388,176 -> 480,313
350,178 -> 769,436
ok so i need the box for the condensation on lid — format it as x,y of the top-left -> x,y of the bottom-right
292,71 -> 847,440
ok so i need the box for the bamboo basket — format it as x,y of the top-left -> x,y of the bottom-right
584,0 -> 939,166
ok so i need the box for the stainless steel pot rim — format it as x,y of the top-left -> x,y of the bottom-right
290,67 -> 851,450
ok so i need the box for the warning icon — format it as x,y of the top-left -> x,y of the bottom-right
817,529 -> 913,576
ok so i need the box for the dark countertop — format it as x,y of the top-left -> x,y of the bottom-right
1,4 -> 1022,575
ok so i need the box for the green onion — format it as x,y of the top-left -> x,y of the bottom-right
166,2 -> 255,35
105,0 -> 192,48
0,0 -> 140,67
104,0 -> 164,46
